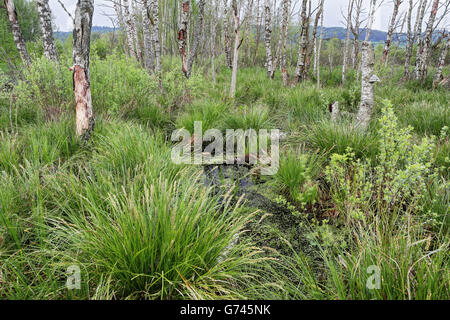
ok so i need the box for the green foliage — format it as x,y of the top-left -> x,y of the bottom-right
274,150 -> 321,206
304,120 -> 379,161
398,101 -> 450,136
325,104 -> 437,223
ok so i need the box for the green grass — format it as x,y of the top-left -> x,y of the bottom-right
0,50 -> 449,300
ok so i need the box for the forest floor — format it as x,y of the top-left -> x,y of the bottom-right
0,55 -> 449,299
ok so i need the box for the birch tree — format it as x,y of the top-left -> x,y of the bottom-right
123,0 -> 137,59
316,0 -> 324,89
403,0 -> 415,79
186,0 -> 206,78
36,0 -> 58,61
433,36 -> 449,88
280,0 -> 291,85
223,0 -> 232,69
4,0 -> 31,66
294,0 -> 308,85
149,0 -> 161,84
365,0 -> 378,42
342,0 -> 355,85
264,0 -> 274,78
142,0 -> 154,73
381,0 -> 403,65
230,0 -> 241,98
356,41 -> 378,129
306,0 -> 323,77
178,0 -> 189,76
351,0 -> 363,69
72,0 -> 94,140
414,0 -> 440,81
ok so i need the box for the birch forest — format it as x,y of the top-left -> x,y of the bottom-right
0,0 -> 449,301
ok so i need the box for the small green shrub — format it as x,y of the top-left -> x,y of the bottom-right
274,150 -> 321,206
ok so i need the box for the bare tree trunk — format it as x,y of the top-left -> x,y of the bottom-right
316,0 -> 324,89
149,0 -> 161,85
280,0 -> 291,85
403,0 -> 415,79
230,0 -> 240,98
264,0 -> 274,78
306,0 -> 322,78
413,0 -> 428,77
37,0 -> 58,61
433,36 -> 449,88
142,0 -> 154,73
123,0 -> 137,59
178,0 -> 189,76
4,0 -> 31,66
294,0 -> 308,85
72,0 -> 94,141
415,0 -> 440,82
211,0 -> 219,83
186,0 -> 206,78
351,0 -> 363,69
223,0 -> 233,69
356,41 -> 376,130
381,0 -> 402,65
254,0 -> 261,64
414,0 -> 427,43
113,0 -> 128,56
132,0 -> 142,63
342,0 -> 354,85
365,0 -> 377,42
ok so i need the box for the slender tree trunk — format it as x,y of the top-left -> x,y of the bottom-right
415,0 -> 440,82
132,0 -> 142,63
342,0 -> 354,85
294,0 -> 308,85
365,0 -> 377,42
223,0 -> 232,68
433,36 -> 449,88
254,0 -> 261,64
280,0 -> 291,85
178,0 -> 189,76
414,0 -> 427,43
351,0 -> 362,69
316,0 -> 324,89
306,0 -> 322,77
403,0 -> 415,79
356,41 -> 376,130
150,0 -> 161,85
113,0 -> 128,56
230,0 -> 240,98
186,0 -> 206,78
142,0 -> 154,73
123,0 -> 137,59
72,0 -> 94,141
4,0 -> 31,66
381,0 -> 403,65
211,0 -> 219,83
264,0 -> 274,78
413,0 -> 428,77
37,0 -> 58,61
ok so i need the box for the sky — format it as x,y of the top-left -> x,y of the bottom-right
49,0 -> 448,33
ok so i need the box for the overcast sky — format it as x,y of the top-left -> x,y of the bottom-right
49,0 -> 448,33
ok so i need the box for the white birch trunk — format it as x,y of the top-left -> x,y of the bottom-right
342,0 -> 354,85
37,0 -> 58,61
294,0 -> 308,84
433,37 -> 449,87
381,0 -> 402,65
356,41 -> 376,130
264,0 -> 274,78
230,0 -> 240,98
4,0 -> 31,66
